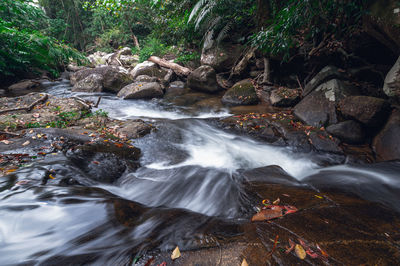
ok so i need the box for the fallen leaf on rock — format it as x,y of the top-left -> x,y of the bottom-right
29,130 -> 33,134
48,174 -> 55,179
171,246 -> 181,260
92,161 -> 100,165
295,244 -> 306,259
251,208 -> 282,222
115,143 -> 124,148
157,262 -> 167,266
306,250 -> 319,259
316,244 -> 329,258
1,140 -> 11,145
33,113 -> 40,118
241,258 -> 249,266
22,141 -> 30,146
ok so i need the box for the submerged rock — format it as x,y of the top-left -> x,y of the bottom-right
117,82 -> 163,99
187,65 -> 220,93
221,79 -> 259,106
339,96 -> 391,128
373,109 -> 400,161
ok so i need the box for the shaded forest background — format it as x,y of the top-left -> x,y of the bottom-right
1,0 -> 399,85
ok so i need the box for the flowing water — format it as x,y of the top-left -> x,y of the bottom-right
1,80 -> 400,265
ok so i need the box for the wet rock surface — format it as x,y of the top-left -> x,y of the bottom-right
326,120 -> 365,144
222,79 -> 259,106
117,82 -> 163,99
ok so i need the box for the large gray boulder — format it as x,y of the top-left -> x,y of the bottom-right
201,43 -> 243,72
383,56 -> 400,102
339,96 -> 391,127
303,66 -> 344,96
187,65 -> 220,93
130,61 -> 167,79
221,79 -> 259,106
294,79 -> 356,127
70,66 -> 133,93
117,82 -> 163,99
373,109 -> 400,161
72,73 -> 103,92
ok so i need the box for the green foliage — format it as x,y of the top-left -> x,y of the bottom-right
175,50 -> 200,64
252,0 -> 368,60
139,37 -> 168,62
0,0 -> 87,79
94,109 -> 108,118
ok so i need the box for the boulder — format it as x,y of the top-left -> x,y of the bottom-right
117,82 -> 163,99
70,66 -> 133,93
326,120 -> 365,144
303,66 -> 344,96
270,87 -> 300,107
187,65 -> 220,93
71,73 -> 103,92
339,96 -> 391,127
135,75 -> 158,82
201,43 -> 243,72
119,55 -> 139,67
373,109 -> 400,161
309,131 -> 342,153
109,47 -> 137,67
221,79 -> 259,106
8,80 -> 40,95
294,79 -> 355,127
383,56 -> 400,101
130,61 -> 167,79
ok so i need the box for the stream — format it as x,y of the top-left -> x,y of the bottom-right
1,80 -> 400,265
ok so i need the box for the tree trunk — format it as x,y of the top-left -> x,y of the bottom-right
148,56 -> 192,77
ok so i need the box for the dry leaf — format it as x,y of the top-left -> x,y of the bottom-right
171,246 -> 181,260
1,140 -> 11,145
22,141 -> 30,146
295,244 -> 306,260
33,113 -> 40,118
241,258 -> 249,266
251,209 -> 282,222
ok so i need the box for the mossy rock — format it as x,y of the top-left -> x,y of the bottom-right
221,79 -> 259,106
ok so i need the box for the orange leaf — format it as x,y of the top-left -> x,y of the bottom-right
251,209 -> 282,222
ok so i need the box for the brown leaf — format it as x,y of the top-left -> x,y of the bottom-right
171,246 -> 181,260
272,198 -> 280,205
241,258 -> 249,266
295,244 -> 306,259
285,238 -> 295,254
251,209 -> 282,222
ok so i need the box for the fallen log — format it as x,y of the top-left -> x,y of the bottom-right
148,56 -> 192,76
0,94 -> 49,115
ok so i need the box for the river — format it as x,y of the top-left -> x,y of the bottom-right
1,79 -> 400,265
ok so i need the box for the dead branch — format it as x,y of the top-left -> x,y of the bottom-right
0,94 -> 48,115
94,96 -> 102,108
72,96 -> 91,109
148,56 -> 192,76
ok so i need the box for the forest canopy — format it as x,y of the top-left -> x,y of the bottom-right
0,0 -> 390,82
